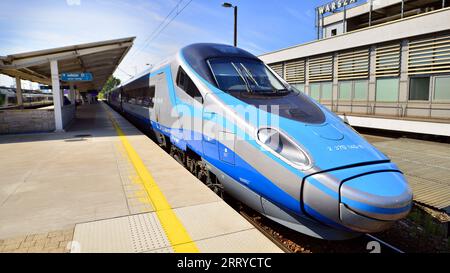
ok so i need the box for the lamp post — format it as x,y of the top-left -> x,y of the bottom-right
222,2 -> 238,47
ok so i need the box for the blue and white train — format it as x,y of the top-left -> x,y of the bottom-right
107,43 -> 413,240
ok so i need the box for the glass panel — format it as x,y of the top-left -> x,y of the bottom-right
354,80 -> 368,101
339,81 -> 352,100
292,84 -> 304,93
409,77 -> 430,100
310,83 -> 320,100
208,58 -> 285,94
321,82 -> 332,100
434,76 -> 450,101
376,78 -> 399,102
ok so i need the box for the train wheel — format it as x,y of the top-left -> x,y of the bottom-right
186,156 -> 197,174
170,146 -> 185,166
196,161 -> 207,182
206,176 -> 224,199
155,132 -> 166,147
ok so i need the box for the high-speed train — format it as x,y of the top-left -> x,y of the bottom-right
106,43 -> 413,240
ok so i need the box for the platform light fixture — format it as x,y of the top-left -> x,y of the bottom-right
222,2 -> 238,47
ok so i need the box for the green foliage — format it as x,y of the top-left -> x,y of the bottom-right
99,76 -> 121,99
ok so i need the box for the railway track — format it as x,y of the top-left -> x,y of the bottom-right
364,234 -> 404,253
231,200 -> 404,254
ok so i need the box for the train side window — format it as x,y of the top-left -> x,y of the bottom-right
176,66 -> 203,103
136,88 -> 146,106
143,86 -> 156,108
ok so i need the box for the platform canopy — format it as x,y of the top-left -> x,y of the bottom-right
0,37 -> 135,92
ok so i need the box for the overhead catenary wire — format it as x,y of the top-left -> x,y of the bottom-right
126,0 -> 194,64
117,0 -> 194,78
143,0 -> 194,47
127,0 -> 184,62
117,67 -> 133,78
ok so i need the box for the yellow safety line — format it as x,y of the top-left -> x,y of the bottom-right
105,105 -> 199,253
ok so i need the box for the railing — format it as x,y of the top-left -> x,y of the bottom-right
372,105 -> 404,117
333,103 -> 373,115
404,106 -> 450,119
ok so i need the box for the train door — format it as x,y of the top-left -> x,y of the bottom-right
153,71 -> 179,134
119,87 -> 124,112
202,93 -> 219,159
146,84 -> 156,123
153,73 -> 164,125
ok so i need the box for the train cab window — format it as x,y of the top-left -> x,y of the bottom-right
176,67 -> 203,103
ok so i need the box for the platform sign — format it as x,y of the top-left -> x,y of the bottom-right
60,72 -> 93,82
318,0 -> 358,15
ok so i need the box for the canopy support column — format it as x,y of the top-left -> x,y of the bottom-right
69,83 -> 76,104
15,77 -> 23,108
50,60 -> 64,132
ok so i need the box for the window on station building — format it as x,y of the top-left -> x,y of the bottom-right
376,78 -> 399,102
321,82 -> 332,100
177,66 -> 203,103
291,83 -> 304,93
310,83 -> 321,100
331,29 -> 337,36
309,82 -> 332,100
354,80 -> 369,101
338,80 -> 368,101
409,77 -> 430,101
339,81 -> 352,100
434,76 -> 450,101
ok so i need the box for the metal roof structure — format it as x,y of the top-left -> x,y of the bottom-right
0,37 -> 135,92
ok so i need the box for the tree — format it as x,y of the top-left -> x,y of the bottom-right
99,76 -> 121,99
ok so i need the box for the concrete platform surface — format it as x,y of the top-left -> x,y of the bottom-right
0,103 -> 282,253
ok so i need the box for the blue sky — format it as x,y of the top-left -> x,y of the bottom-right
0,0 -> 336,87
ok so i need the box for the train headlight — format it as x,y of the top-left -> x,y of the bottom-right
257,128 -> 311,169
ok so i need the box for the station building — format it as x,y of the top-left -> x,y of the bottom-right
260,0 -> 450,135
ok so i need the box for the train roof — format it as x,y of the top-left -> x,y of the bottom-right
180,43 -> 260,85
180,43 -> 258,62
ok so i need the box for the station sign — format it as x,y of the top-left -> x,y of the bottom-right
60,72 -> 93,82
318,0 -> 358,15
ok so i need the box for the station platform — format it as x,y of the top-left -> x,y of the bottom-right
0,103 -> 282,253
341,114 -> 450,137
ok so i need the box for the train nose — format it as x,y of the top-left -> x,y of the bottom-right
339,171 -> 413,232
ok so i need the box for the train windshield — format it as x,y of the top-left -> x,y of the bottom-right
207,58 -> 287,95
207,58 -> 325,124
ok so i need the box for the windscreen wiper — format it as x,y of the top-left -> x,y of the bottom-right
231,62 -> 253,93
239,64 -> 261,88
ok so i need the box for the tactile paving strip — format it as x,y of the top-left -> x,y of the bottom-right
113,141 -> 154,214
72,213 -> 172,253
128,213 -> 171,252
